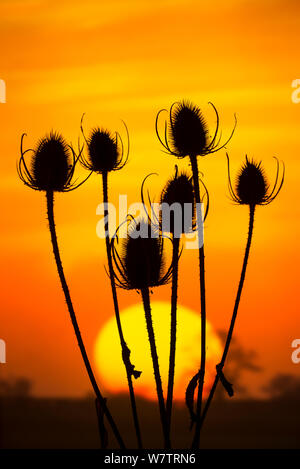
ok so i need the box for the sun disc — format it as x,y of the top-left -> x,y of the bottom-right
94,301 -> 222,401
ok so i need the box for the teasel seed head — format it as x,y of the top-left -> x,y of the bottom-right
227,153 -> 285,206
156,100 -> 237,159
141,167 -> 209,237
17,132 -> 84,192
80,114 -> 129,174
159,166 -> 196,235
111,218 -> 173,291
169,101 -> 208,157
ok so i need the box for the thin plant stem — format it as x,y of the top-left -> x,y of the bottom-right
199,204 -> 255,431
189,154 -> 206,450
166,235 -> 180,437
141,287 -> 171,449
102,172 -> 143,450
46,190 -> 125,449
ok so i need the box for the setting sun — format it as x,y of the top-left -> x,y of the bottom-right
94,301 -> 222,401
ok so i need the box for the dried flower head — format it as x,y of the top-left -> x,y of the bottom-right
156,100 -> 236,158
227,154 -> 285,206
80,114 -> 129,174
141,167 -> 209,237
17,132 -> 84,192
159,167 -> 196,235
111,219 -> 173,290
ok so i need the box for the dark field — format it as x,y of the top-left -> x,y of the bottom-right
0,395 -> 299,449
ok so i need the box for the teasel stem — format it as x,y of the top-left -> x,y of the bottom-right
102,172 -> 143,449
141,287 -> 171,449
166,235 -> 180,438
199,204 -> 255,432
189,154 -> 206,450
46,190 -> 125,449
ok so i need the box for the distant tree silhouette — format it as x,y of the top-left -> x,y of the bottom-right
214,331 -> 262,400
0,377 -> 32,398
0,379 -> 10,396
262,374 -> 300,400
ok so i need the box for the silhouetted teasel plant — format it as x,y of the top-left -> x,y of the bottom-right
141,167 -> 207,440
198,154 -> 285,438
156,100 -> 236,448
79,115 -> 143,449
160,168 -> 199,442
111,218 -> 173,448
17,131 -> 125,449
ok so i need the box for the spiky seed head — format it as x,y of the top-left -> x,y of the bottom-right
115,220 -> 171,290
124,221 -> 165,290
235,157 -> 269,205
31,132 -> 72,191
170,101 -> 208,157
160,170 -> 196,235
87,128 -> 120,173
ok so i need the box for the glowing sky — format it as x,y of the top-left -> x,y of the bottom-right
0,0 -> 299,398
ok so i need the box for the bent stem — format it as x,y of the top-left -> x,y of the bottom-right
141,287 -> 171,449
46,190 -> 125,449
200,204 -> 256,431
189,154 -> 206,450
166,236 -> 180,438
102,172 -> 143,450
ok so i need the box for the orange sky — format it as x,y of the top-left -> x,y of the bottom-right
0,0 -> 299,398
